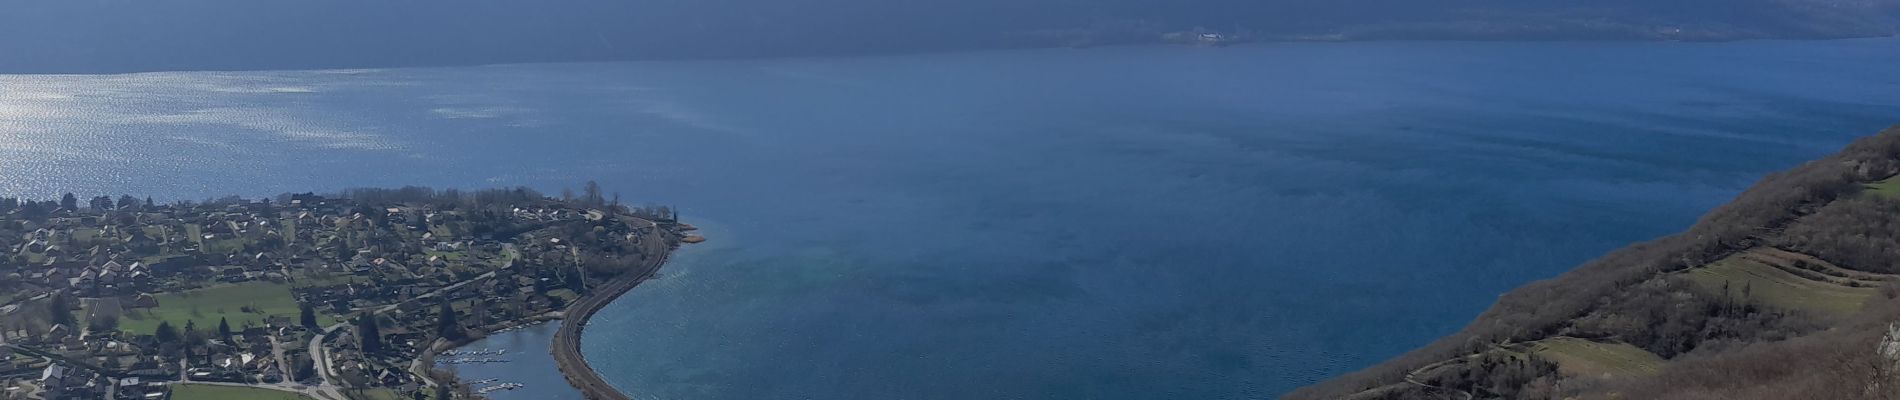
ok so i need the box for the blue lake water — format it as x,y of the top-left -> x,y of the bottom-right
443,321 -> 579,400
4,39 -> 1900,399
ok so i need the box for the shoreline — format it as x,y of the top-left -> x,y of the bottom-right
548,221 -> 680,400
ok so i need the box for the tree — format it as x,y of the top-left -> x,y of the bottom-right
17,201 -> 45,220
154,321 -> 179,344
356,313 -> 382,355
87,312 -> 118,333
217,317 -> 233,342
59,193 -> 77,211
436,301 -> 463,341
334,229 -> 356,261
184,320 -> 204,362
583,181 -> 604,206
117,195 -> 139,210
294,356 -> 317,381
300,302 -> 320,329
565,264 -> 588,294
46,293 -> 75,327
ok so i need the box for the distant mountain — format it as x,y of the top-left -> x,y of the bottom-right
4,0 -> 1899,73
1288,125 -> 1900,400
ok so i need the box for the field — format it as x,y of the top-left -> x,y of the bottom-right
1526,337 -> 1662,379
428,222 -> 455,240
1867,176 -> 1900,197
72,228 -> 100,244
352,388 -> 405,400
116,282 -> 336,333
290,270 -> 363,289
203,237 -> 252,255
169,384 -> 313,400
1686,251 -> 1877,316
185,223 -> 204,247
424,249 -> 468,262
283,218 -> 298,246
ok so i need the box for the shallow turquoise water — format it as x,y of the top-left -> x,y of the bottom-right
3,39 -> 1899,399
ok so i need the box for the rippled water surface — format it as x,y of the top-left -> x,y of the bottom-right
5,39 -> 1900,399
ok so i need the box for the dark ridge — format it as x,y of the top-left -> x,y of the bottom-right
1286,124 -> 1900,399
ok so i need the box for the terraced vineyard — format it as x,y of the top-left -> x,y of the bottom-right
1524,337 -> 1662,379
1295,128 -> 1900,400
1866,175 -> 1900,197
1685,249 -> 1886,316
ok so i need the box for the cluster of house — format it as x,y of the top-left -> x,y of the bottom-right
5,349 -> 168,400
0,192 -> 669,400
13,322 -> 309,400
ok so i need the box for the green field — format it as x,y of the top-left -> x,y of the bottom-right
428,223 -> 455,240
1868,176 -> 1900,197
283,218 -> 298,246
351,388 -> 406,400
1528,337 -> 1663,378
170,384 -> 314,400
203,237 -> 251,255
185,224 -> 205,247
72,228 -> 101,245
424,249 -> 468,262
116,282 -> 335,333
19,250 -> 45,264
1687,253 -> 1876,316
290,270 -> 362,289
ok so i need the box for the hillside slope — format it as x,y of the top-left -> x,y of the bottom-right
3,0 -> 1898,73
1288,124 -> 1900,399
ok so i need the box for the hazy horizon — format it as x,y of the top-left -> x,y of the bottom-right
4,0 -> 1898,73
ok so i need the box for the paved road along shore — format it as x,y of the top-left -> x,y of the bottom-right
551,218 -> 675,400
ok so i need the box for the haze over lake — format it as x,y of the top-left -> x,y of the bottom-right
5,39 -> 1900,398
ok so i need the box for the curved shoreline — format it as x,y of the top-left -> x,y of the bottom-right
550,223 -> 678,400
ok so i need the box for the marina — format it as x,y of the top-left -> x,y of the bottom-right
439,320 -> 583,400
478,382 -> 528,394
492,321 -> 549,334
437,357 -> 513,365
441,348 -> 508,357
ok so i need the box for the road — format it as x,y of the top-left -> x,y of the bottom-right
307,323 -> 348,398
1397,339 -> 1527,400
272,333 -> 294,386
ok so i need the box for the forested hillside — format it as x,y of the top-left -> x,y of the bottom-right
4,0 -> 1898,73
1288,125 -> 1900,399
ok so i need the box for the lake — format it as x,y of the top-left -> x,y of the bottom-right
4,38 -> 1900,399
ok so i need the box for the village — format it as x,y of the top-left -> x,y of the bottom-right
0,186 -> 688,400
